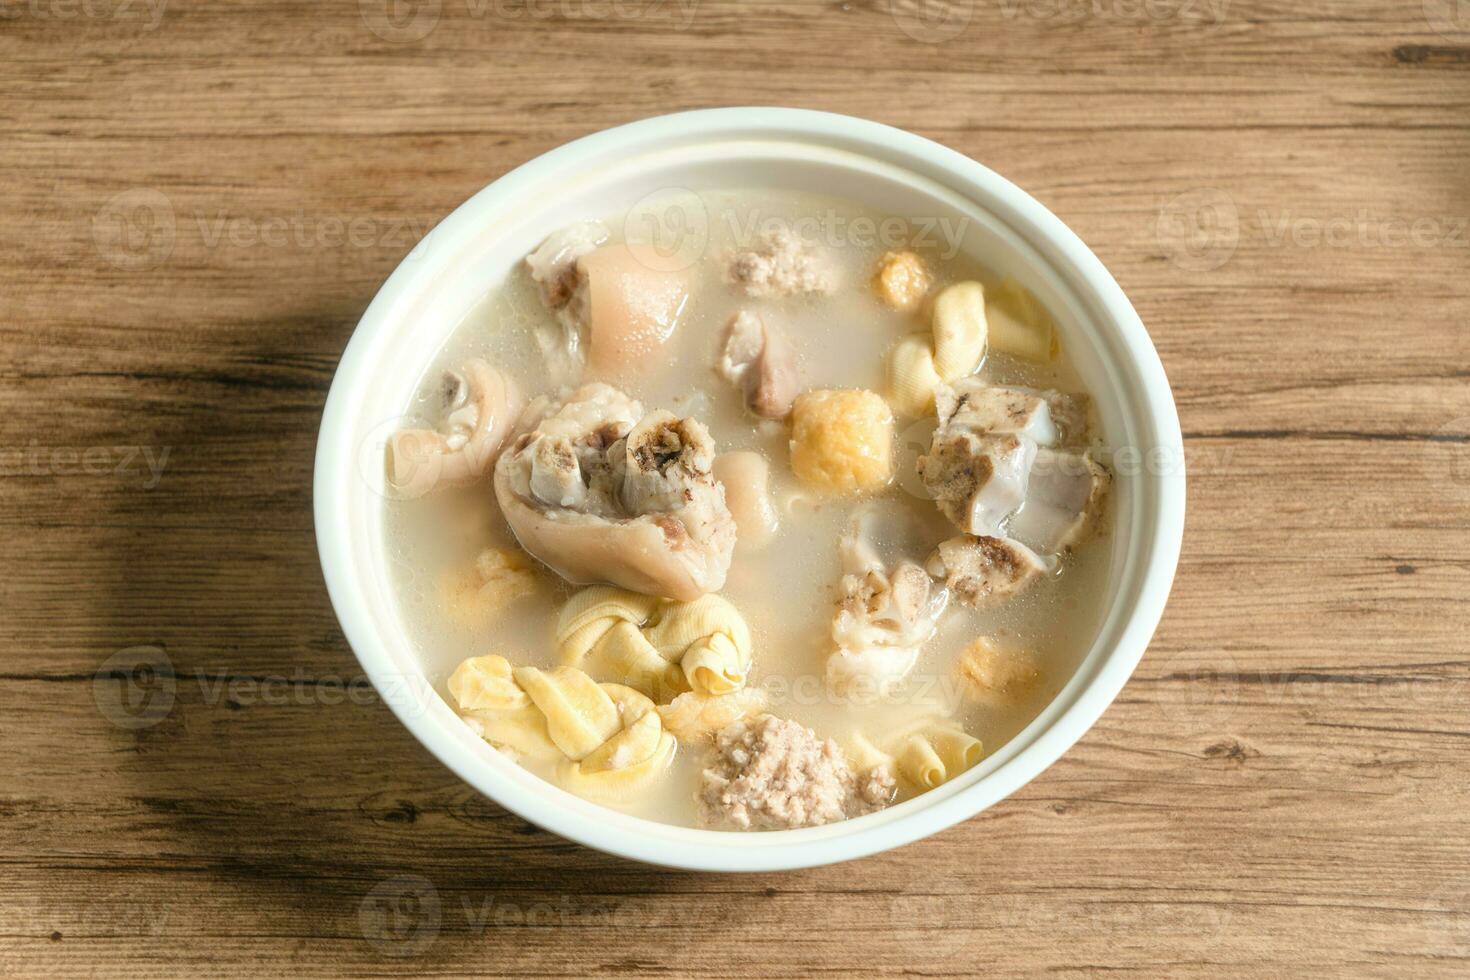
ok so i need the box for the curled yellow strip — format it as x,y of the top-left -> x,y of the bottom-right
447,655 -> 676,804
893,721 -> 983,790
885,281 -> 989,417
844,719 -> 983,794
556,586 -> 754,698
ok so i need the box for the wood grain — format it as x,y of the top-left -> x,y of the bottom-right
3,0 -> 1469,975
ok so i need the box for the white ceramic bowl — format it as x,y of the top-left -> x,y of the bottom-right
314,107 -> 1185,872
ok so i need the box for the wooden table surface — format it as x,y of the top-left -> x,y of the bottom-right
4,1 -> 1469,976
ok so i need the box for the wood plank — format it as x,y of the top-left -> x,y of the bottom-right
3,0 -> 1469,975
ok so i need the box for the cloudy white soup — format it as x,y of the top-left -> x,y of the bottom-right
382,189 -> 1113,831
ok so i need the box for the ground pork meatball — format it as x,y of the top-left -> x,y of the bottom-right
700,715 -> 877,830
726,227 -> 837,297
856,762 -> 898,809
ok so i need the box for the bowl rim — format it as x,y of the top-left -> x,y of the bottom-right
313,106 -> 1185,872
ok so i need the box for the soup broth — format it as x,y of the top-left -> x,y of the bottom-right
382,188 -> 1113,829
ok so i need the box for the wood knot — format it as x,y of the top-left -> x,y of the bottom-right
1392,44 -> 1470,66
384,800 -> 418,824
1203,738 -> 1258,765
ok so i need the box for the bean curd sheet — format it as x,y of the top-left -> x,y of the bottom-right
383,188 -> 1114,830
